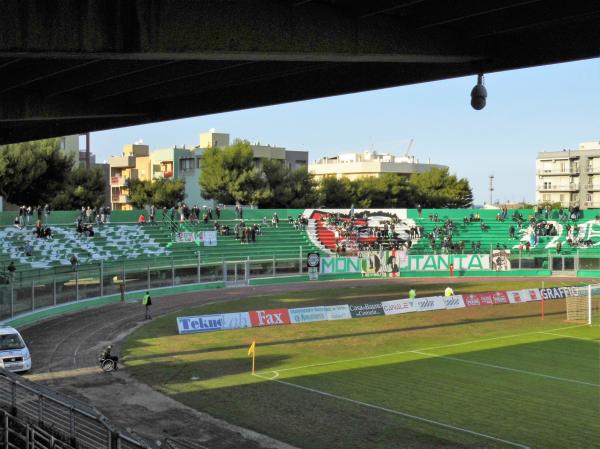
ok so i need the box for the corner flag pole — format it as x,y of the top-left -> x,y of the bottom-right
541,281 -> 545,320
248,341 -> 256,375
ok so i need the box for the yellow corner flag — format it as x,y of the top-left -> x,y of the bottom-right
248,341 -> 256,375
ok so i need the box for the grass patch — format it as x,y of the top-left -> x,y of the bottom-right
124,279 -> 599,449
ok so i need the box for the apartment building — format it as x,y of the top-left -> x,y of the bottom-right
109,130 -> 308,210
309,151 -> 446,181
536,141 -> 600,209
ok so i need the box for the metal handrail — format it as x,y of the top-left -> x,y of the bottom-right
0,368 -> 150,449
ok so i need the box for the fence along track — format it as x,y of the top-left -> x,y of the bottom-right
0,368 -> 151,449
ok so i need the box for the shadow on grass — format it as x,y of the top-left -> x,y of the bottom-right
160,338 -> 599,449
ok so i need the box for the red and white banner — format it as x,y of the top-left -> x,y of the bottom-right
525,289 -> 542,301
249,309 -> 291,327
477,293 -> 495,306
491,291 -> 510,305
462,293 -> 482,307
507,289 -> 543,303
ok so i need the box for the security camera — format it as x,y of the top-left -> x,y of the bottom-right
470,73 -> 487,110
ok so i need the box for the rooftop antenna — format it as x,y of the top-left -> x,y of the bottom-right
489,175 -> 495,205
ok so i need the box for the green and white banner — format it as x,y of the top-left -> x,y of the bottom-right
359,251 -> 490,275
320,257 -> 361,274
402,254 -> 490,271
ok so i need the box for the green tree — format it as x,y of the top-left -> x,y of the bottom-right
152,178 -> 186,207
126,179 -> 154,209
258,160 -> 319,208
51,166 -> 107,210
350,174 -> 416,208
287,166 -> 320,208
318,177 -> 353,207
410,167 -> 473,208
0,138 -> 74,205
199,140 -> 268,205
126,178 -> 186,209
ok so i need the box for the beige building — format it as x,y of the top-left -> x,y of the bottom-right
199,130 -> 308,170
309,151 -> 447,181
536,141 -> 600,209
110,144 -> 152,210
108,130 -> 310,210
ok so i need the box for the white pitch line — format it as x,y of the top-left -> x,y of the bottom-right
411,351 -> 600,388
540,332 -> 600,342
254,372 -> 531,449
257,323 -> 588,376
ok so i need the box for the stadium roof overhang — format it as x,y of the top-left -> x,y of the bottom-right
0,0 -> 598,144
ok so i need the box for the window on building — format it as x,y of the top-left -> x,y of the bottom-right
179,158 -> 194,171
587,193 -> 592,202
543,194 -> 550,201
560,194 -> 565,202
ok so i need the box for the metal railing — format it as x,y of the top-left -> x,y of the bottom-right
0,251 -> 308,322
0,369 -> 150,449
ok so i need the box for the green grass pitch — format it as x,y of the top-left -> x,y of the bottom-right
124,280 -> 600,449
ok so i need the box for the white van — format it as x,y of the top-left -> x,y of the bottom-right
0,326 -> 31,373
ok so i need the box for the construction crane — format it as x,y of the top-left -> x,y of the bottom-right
404,139 -> 414,157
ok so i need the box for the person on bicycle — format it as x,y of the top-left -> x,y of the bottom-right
100,345 -> 119,370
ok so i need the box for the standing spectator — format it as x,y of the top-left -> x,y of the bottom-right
70,254 -> 78,271
417,204 -> 423,219
216,205 -> 221,219
408,288 -> 416,300
26,206 -> 33,225
150,204 -> 156,225
143,291 -> 152,320
7,261 -> 16,283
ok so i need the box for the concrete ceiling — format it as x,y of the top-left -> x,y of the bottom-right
0,0 -> 598,144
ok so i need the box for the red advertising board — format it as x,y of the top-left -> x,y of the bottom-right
462,294 -> 481,307
477,293 -> 494,306
249,308 -> 291,327
492,291 -> 509,305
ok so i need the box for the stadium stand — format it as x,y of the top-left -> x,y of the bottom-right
0,208 -> 323,276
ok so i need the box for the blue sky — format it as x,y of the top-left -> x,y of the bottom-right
91,58 -> 599,205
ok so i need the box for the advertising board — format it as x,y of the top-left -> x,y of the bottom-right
381,298 -> 414,315
414,296 -> 446,312
249,309 -> 291,327
289,306 -> 327,324
491,291 -> 510,305
444,295 -> 466,309
325,305 -> 352,321
177,312 -> 251,334
540,286 -> 580,300
462,294 -> 481,307
349,302 -> 384,318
